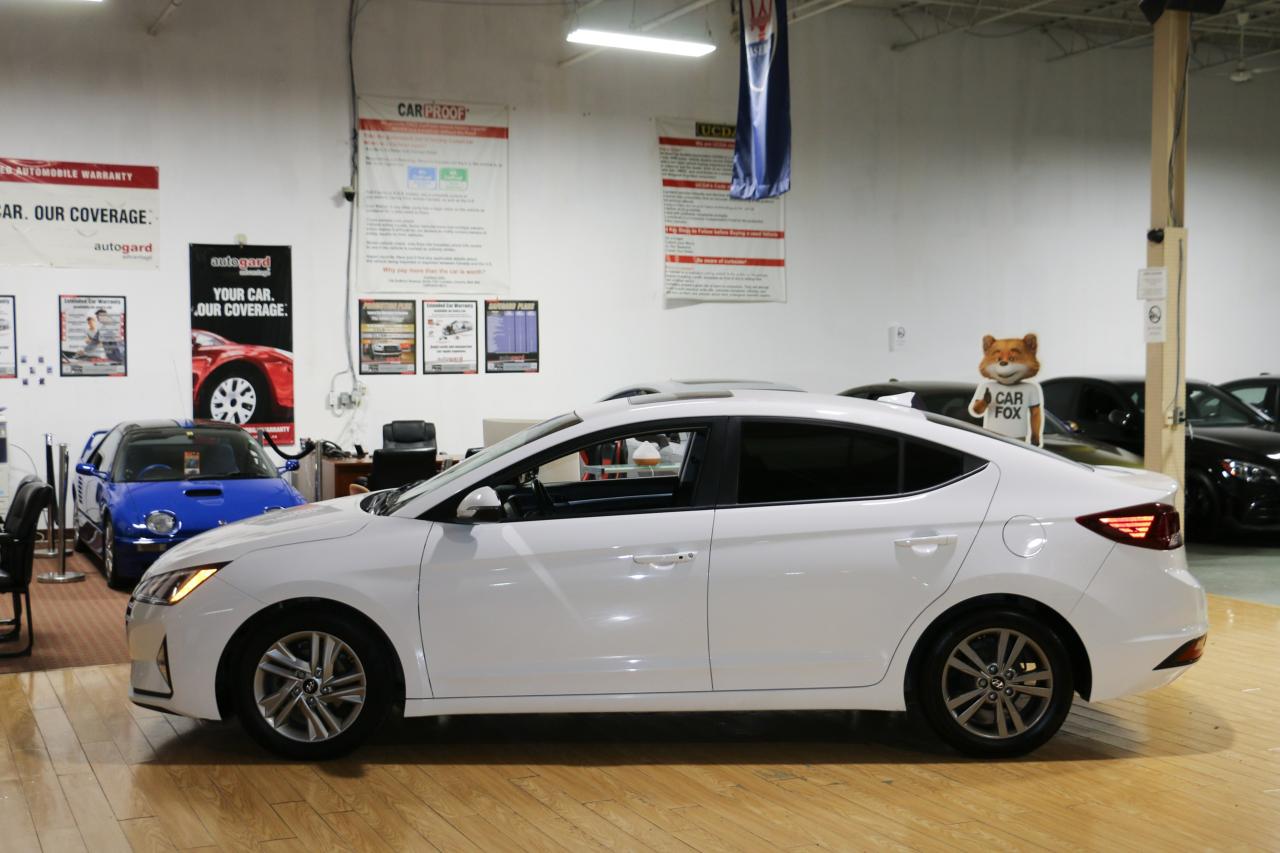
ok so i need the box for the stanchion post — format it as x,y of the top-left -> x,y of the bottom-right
37,441 -> 84,584
39,434 -> 58,557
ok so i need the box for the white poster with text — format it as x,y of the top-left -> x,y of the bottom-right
657,118 -> 785,303
0,158 -> 158,269
357,97 -> 509,294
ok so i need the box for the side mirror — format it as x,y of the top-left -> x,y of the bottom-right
1107,409 -> 1133,428
75,462 -> 99,478
456,486 -> 503,521
279,459 -> 300,474
1066,420 -> 1082,434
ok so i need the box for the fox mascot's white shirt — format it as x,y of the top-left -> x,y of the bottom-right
969,380 -> 1043,444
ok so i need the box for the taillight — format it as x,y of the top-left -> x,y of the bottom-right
1076,502 -> 1183,550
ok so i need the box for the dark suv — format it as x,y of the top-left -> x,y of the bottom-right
1041,376 -> 1280,536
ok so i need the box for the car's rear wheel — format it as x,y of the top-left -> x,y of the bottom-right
917,609 -> 1073,758
234,609 -> 390,759
200,367 -> 269,425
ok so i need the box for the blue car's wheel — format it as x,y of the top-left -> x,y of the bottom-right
103,522 -> 126,591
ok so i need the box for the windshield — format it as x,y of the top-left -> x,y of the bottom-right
374,411 -> 582,515
113,427 -> 277,482
1126,383 -> 1268,428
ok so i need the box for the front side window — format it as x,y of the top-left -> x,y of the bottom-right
1224,384 -> 1269,414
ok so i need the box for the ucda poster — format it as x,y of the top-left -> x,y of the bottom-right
189,244 -> 295,444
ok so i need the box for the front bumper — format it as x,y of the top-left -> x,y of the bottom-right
1218,477 -> 1280,531
113,533 -> 192,579
126,574 -> 261,719
1070,544 -> 1209,702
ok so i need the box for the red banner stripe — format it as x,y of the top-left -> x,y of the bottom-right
665,255 -> 785,267
665,226 -> 784,239
359,118 -> 509,139
0,158 -> 158,189
658,136 -> 735,150
662,179 -> 732,191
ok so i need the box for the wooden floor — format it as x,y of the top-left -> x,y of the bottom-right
0,595 -> 1277,852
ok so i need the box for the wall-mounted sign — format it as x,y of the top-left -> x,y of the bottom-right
657,118 -> 785,303
59,295 -> 127,377
189,244 -> 295,444
1144,300 -> 1167,344
0,157 -> 158,269
0,296 -> 15,378
485,300 -> 539,373
359,299 -> 417,375
422,299 -> 478,374
356,96 -> 509,294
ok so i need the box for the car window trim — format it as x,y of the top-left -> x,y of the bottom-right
720,415 -> 989,509
428,417 -> 728,523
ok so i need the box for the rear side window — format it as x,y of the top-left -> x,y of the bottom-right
1228,384 -> 1267,408
1042,383 -> 1075,418
736,421 -> 976,504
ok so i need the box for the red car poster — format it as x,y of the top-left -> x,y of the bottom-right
188,244 -> 295,444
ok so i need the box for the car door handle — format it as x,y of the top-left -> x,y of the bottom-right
633,551 -> 697,565
894,535 -> 957,555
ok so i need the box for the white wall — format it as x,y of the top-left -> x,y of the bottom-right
1,0 -> 1278,485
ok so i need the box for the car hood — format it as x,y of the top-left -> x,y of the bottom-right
141,494 -> 370,579
1191,424 -> 1280,461
117,478 -> 303,533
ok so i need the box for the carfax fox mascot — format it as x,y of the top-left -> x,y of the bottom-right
968,333 -> 1044,447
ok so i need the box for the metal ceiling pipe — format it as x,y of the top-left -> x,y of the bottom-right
147,0 -> 184,37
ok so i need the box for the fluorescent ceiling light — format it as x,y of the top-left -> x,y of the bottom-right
566,28 -> 715,58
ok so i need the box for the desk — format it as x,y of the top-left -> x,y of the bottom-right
320,458 -> 373,500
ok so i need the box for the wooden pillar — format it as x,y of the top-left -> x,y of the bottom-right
1145,10 -> 1190,517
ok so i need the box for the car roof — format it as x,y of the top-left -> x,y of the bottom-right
599,379 -> 803,400
118,419 -> 247,433
841,380 -> 976,396
1042,375 -> 1211,389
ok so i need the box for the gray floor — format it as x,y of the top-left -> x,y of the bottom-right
1187,543 -> 1280,606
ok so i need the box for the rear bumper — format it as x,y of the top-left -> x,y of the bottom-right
1070,544 -> 1209,702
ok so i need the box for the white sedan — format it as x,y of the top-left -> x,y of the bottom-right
125,391 -> 1208,759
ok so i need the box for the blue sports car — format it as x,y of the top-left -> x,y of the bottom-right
73,420 -> 306,588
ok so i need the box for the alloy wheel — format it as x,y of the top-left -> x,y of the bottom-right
210,376 -> 257,424
941,628 -> 1054,740
253,631 -> 367,743
104,524 -> 116,585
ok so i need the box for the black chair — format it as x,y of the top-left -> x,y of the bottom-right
0,479 -> 54,657
2,475 -> 39,523
368,449 -> 440,492
382,420 -> 437,453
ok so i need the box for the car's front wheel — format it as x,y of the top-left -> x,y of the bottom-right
102,521 -> 126,590
917,609 -> 1074,758
234,609 -> 391,759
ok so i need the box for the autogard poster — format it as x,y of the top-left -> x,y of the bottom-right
422,299 -> 477,374
189,245 -> 295,444
59,295 -> 126,377
359,299 -> 416,375
356,96 -> 509,294
0,157 -> 158,269
657,118 -> 785,302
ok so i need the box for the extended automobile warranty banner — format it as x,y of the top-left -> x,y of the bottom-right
0,157 -> 158,268
356,96 -> 510,294
658,118 -> 785,303
189,245 -> 295,444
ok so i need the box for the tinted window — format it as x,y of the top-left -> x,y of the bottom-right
1079,385 -> 1124,423
737,422 -> 899,504
1042,383 -> 1075,418
903,439 -> 969,492
1228,385 -> 1268,408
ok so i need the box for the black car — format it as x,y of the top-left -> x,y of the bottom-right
839,381 -> 1143,469
1220,374 -> 1279,420
1041,375 -> 1280,536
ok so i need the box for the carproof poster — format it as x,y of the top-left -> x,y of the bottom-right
359,299 -> 416,375
356,96 -> 509,294
0,157 -> 158,269
59,295 -> 126,377
657,118 -> 786,302
422,299 -> 478,374
0,296 -> 15,378
188,244 -> 295,444
484,300 -> 538,373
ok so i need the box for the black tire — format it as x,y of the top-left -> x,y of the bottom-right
917,609 -> 1074,758
1184,473 -> 1223,542
197,365 -> 272,425
103,520 -> 128,590
234,608 -> 391,760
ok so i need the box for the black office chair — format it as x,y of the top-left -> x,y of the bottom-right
382,420 -> 437,453
0,479 -> 54,658
368,449 -> 440,492
2,475 -> 40,524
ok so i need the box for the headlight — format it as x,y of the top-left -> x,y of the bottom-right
132,564 -> 226,606
145,510 -> 179,536
1221,459 -> 1278,484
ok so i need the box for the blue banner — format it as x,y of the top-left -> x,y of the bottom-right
731,0 -> 791,200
